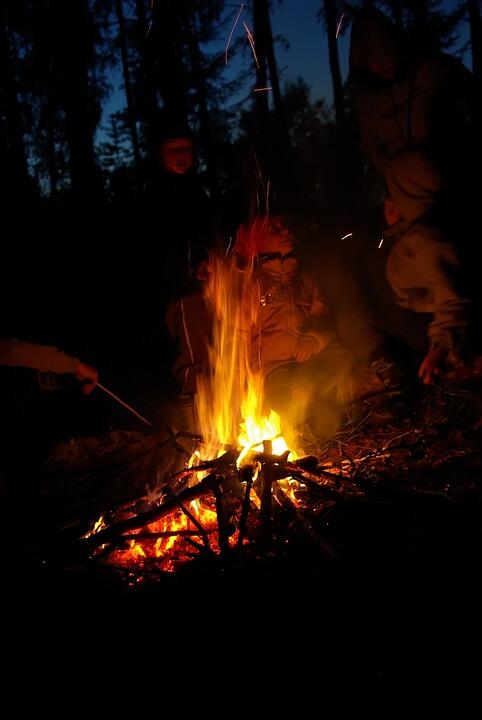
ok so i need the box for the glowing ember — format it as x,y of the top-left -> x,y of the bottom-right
107,499 -> 220,573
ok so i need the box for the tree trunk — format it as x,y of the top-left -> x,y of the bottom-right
0,0 -> 30,191
251,0 -> 293,214
252,0 -> 269,121
55,0 -> 101,205
467,0 -> 482,84
134,0 -> 159,152
45,87 -> 57,198
261,0 -> 283,116
323,0 -> 345,127
182,2 -> 219,201
114,0 -> 141,184
152,0 -> 188,124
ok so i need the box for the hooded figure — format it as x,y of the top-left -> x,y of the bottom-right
349,7 -> 477,384
349,6 -> 478,217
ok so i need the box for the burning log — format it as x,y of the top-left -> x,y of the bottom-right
167,493 -> 214,553
236,466 -> 255,549
212,478 -> 231,557
118,530 -> 214,553
165,448 -> 239,491
82,473 -> 219,554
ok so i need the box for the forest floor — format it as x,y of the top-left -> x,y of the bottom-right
2,359 -> 482,712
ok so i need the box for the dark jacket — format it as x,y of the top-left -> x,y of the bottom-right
349,7 -> 478,179
141,165 -> 219,303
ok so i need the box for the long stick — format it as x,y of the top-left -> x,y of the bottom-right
96,382 -> 152,427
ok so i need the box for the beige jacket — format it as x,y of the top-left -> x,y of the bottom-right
242,256 -> 332,375
385,223 -> 468,353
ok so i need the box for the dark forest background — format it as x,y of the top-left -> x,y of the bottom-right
1,0 -> 481,435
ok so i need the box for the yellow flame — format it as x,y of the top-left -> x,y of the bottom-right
195,254 -> 302,465
106,253 -> 306,572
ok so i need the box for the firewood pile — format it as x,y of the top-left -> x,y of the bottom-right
44,359 -> 482,579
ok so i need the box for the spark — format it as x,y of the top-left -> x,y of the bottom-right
146,0 -> 153,37
265,180 -> 270,216
254,86 -> 272,92
243,22 -> 260,69
253,151 -> 267,199
341,232 -> 353,240
336,11 -> 345,39
225,3 -> 244,65
378,237 -> 384,249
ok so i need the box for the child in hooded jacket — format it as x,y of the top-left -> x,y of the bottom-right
233,215 -> 376,437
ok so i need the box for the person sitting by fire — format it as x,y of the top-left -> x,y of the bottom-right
139,114 -> 221,410
232,214 -> 378,440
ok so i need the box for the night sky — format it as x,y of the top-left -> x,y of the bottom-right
102,1 -> 471,134
270,0 -> 470,103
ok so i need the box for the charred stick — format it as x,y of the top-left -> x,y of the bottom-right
272,483 -> 338,561
168,448 -> 239,483
167,426 -> 196,459
212,478 -> 230,557
261,442 -> 274,545
93,531 -> 209,557
284,463 -> 362,496
236,467 -> 254,549
283,469 -> 340,498
118,530 -> 216,540
182,536 -> 208,553
168,493 -> 214,552
82,474 -> 218,550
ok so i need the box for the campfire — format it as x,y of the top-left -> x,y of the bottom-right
65,255 -> 482,579
79,253 -> 358,574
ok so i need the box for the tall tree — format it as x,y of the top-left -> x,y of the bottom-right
379,0 -> 405,32
404,0 -> 465,52
131,0 -> 160,150
151,0 -> 189,123
248,0 -> 291,211
0,0 -> 30,195
53,0 -> 102,204
320,0 -> 345,126
252,0 -> 270,122
180,1 -> 219,196
466,0 -> 482,83
114,0 -> 141,182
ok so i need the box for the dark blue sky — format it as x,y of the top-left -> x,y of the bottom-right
102,1 -> 471,131
269,0 -> 470,104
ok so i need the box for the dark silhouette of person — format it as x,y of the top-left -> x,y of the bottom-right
139,116 -> 220,406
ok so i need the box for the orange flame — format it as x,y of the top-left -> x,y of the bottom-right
100,253 -> 304,572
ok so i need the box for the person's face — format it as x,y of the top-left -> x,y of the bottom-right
258,216 -> 294,255
160,138 -> 194,175
366,54 -> 398,80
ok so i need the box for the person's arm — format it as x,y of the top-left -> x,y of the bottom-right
0,338 -> 98,394
295,276 -> 333,362
386,229 -> 469,385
